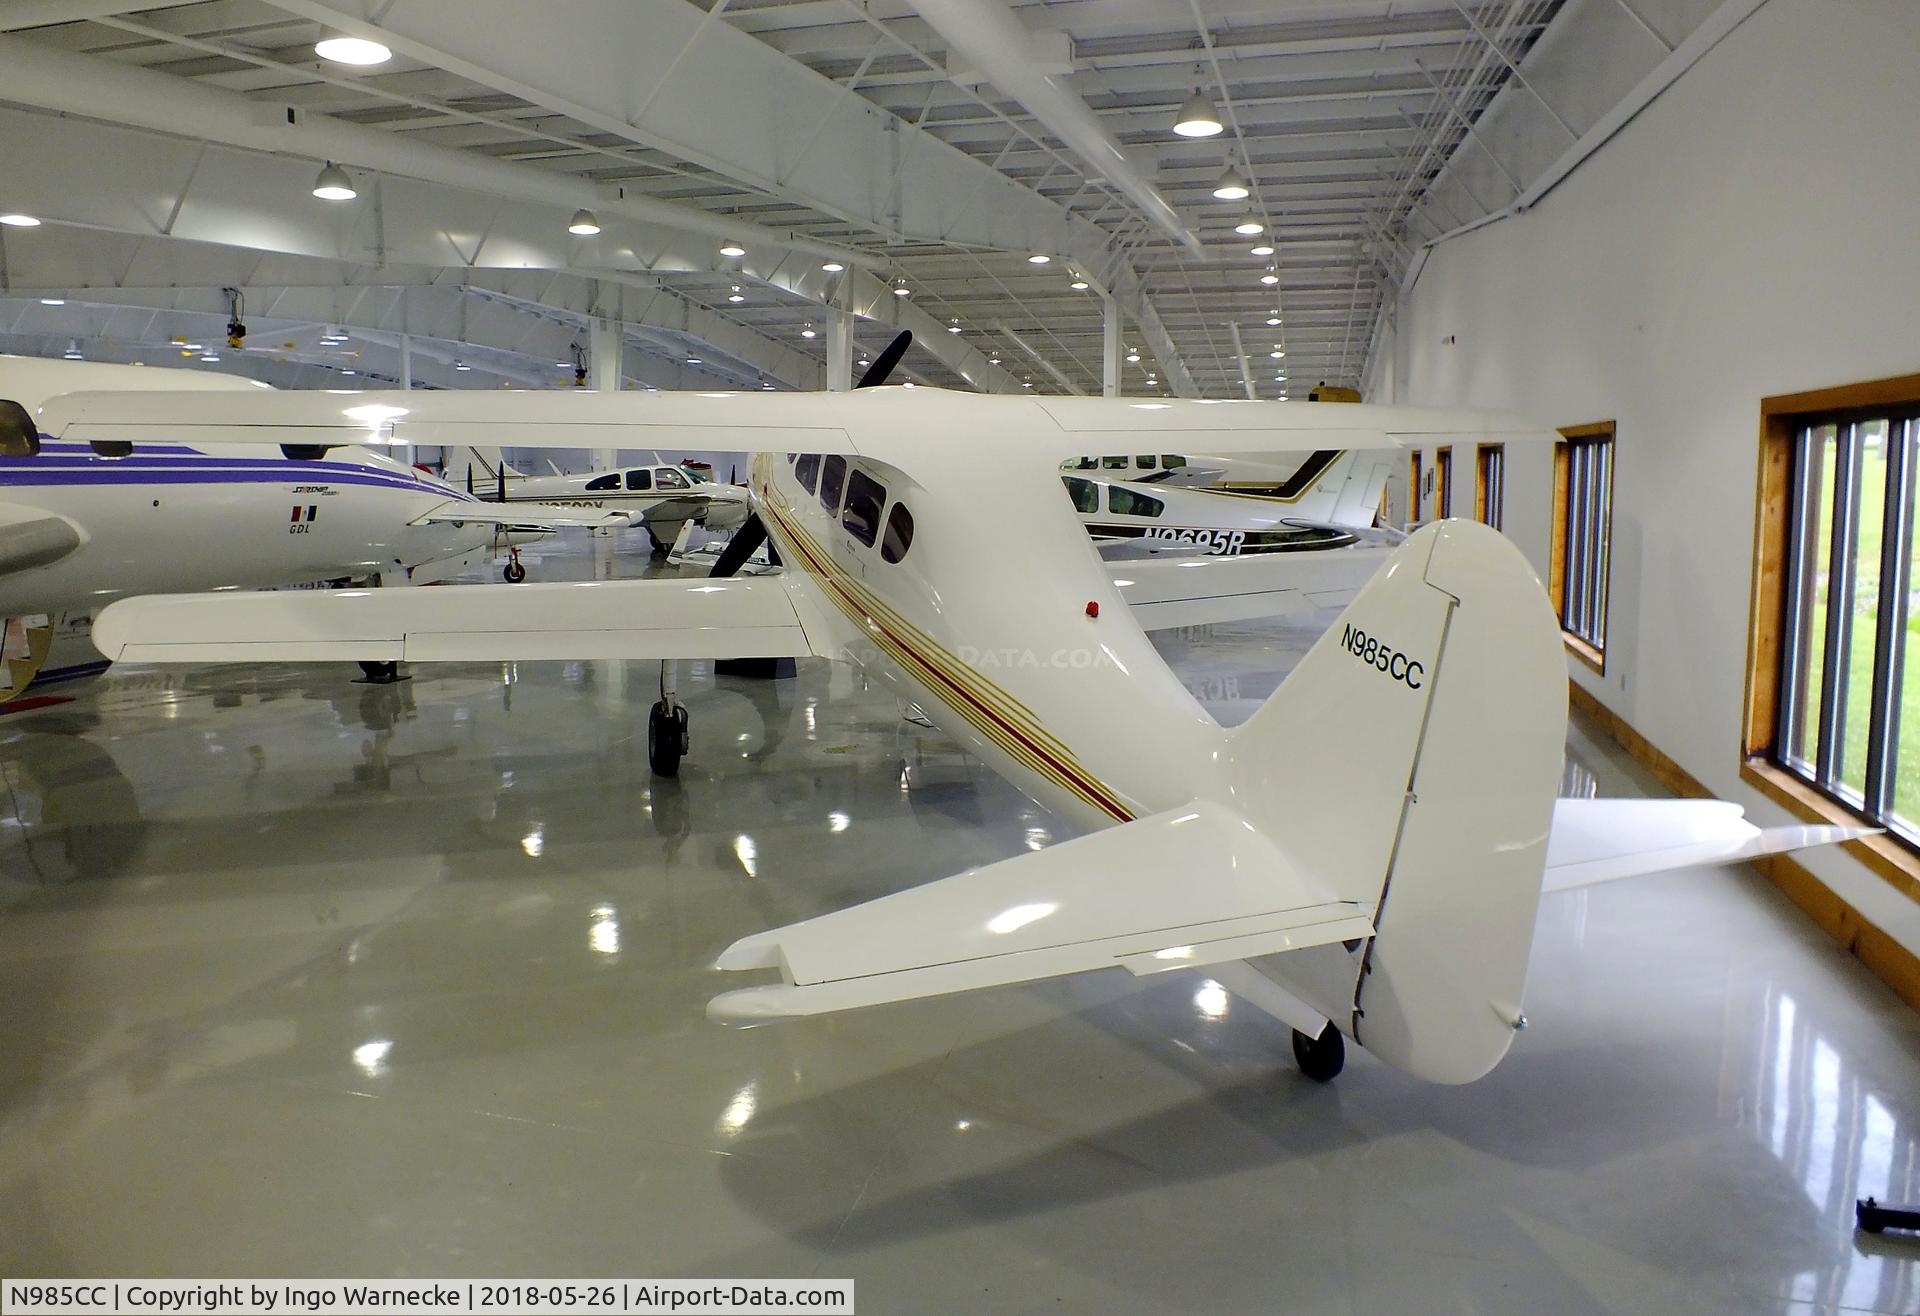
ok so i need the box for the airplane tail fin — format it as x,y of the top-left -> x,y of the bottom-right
1225,518 -> 1566,1082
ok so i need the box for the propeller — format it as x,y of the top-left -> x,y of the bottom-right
709,331 -> 912,579
857,331 -> 912,388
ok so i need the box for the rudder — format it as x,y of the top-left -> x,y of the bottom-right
1226,519 -> 1565,1083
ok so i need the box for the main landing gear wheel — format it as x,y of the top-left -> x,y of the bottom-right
1291,1023 -> 1346,1083
648,699 -> 689,777
647,531 -> 671,559
502,548 -> 527,583
648,659 -> 689,777
357,660 -> 401,685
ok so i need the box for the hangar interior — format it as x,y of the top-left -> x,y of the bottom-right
1,0 -> 1918,1310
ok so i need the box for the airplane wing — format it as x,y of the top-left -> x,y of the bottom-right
37,388 -> 1557,471
0,509 -> 82,576
90,575 -> 827,664
709,800 -> 1373,1024
412,500 -> 634,530
1543,798 -> 1871,892
1108,547 -> 1394,630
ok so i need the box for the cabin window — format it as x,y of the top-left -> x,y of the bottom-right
820,454 -> 847,512
625,469 -> 652,491
1135,455 -> 1156,469
1101,455 -> 1128,470
1107,486 -> 1164,518
655,467 -> 688,490
795,453 -> 820,493
1162,455 -> 1187,469
1061,476 -> 1099,514
1551,422 -> 1615,669
842,469 -> 886,547
584,473 -> 621,492
0,400 -> 37,457
1062,457 -> 1098,471
882,502 -> 915,564
1476,444 -> 1505,530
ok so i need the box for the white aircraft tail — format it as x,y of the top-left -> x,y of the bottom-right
1225,518 -> 1566,1083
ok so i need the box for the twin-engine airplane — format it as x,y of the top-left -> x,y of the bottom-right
458,451 -> 752,555
51,385 -> 1863,1088
0,356 -> 631,697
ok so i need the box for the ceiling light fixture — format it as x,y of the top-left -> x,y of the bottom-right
727,284 -> 744,303
821,260 -> 845,273
719,239 -> 746,257
800,323 -> 816,339
1234,216 -> 1264,236
1250,243 -> 1275,257
1026,253 -> 1052,264
891,277 -> 911,297
568,208 -> 600,235
1172,89 -> 1224,138
1259,265 -> 1280,286
315,35 -> 392,66
454,361 -> 471,371
311,162 -> 357,201
1069,276 -> 1089,291
0,213 -> 41,227
39,297 -> 64,306
1265,313 -> 1282,326
61,341 -> 81,359
947,319 -> 961,334
1212,167 -> 1249,201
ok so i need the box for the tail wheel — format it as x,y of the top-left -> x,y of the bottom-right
1291,1023 -> 1346,1083
0,614 -> 55,703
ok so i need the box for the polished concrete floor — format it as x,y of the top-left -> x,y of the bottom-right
2,537 -> 1919,1312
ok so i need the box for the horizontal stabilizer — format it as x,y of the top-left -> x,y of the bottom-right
709,799 -> 1371,1025
412,500 -> 633,530
92,576 -> 821,665
1544,798 -> 1872,892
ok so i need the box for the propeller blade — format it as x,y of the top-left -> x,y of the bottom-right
709,514 -> 770,578
855,331 -> 912,389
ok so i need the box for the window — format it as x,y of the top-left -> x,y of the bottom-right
624,469 -> 652,491
1162,455 -> 1187,470
1061,457 -> 1098,471
1551,422 -> 1614,667
881,502 -> 914,564
1751,380 -> 1920,841
819,454 -> 847,512
1476,444 -> 1505,530
1434,446 -> 1453,518
680,466 -> 710,484
1061,476 -> 1099,514
1135,455 -> 1156,469
1101,455 -> 1128,470
795,453 -> 820,493
654,467 -> 688,490
842,469 -> 886,547
1107,486 -> 1164,517
1409,451 -> 1424,522
584,473 -> 621,492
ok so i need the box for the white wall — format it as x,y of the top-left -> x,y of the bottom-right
1373,0 -> 1920,954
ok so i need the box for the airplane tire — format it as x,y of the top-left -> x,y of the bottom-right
503,561 -> 527,583
1291,1023 -> 1345,1083
648,700 -> 688,777
648,532 -> 671,558
358,660 -> 400,685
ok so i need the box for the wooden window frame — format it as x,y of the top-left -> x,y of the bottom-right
1742,372 -> 1920,904
1409,450 -> 1424,524
1435,445 -> 1453,519
1551,421 -> 1614,673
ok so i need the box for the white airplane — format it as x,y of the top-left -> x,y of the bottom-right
1066,447 -> 1397,558
56,386 -> 1863,1089
460,452 -> 752,555
0,356 -> 630,698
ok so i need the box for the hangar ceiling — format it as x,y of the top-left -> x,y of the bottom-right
0,0 -> 1747,396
